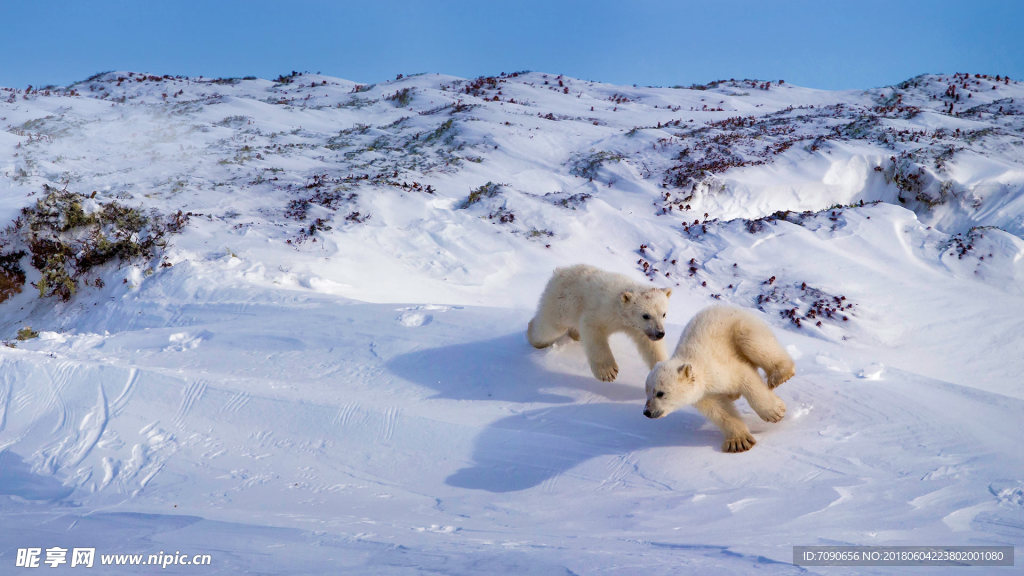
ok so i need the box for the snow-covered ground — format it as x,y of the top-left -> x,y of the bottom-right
1,70 -> 1022,574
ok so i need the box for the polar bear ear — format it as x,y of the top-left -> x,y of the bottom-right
620,291 -> 634,304
663,288 -> 672,298
677,363 -> 693,380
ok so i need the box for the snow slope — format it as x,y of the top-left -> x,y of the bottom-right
1,70 -> 1023,574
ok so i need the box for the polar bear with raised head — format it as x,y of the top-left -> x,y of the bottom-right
643,305 -> 795,452
527,264 -> 672,382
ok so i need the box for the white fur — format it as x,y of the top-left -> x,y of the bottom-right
644,305 -> 795,452
527,264 -> 671,382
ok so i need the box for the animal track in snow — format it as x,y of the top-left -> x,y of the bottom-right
397,311 -> 432,327
220,391 -> 251,414
174,380 -> 208,428
790,403 -> 813,420
395,304 -> 456,327
116,421 -> 177,496
379,407 -> 401,442
857,362 -> 886,380
166,331 -> 208,351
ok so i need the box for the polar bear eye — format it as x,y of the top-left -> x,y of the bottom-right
656,391 -> 665,398
642,313 -> 651,320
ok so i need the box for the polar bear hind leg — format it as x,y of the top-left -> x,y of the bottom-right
739,370 -> 787,423
733,317 -> 795,389
527,316 -> 571,349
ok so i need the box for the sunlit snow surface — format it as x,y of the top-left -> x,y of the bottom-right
1,71 -> 1022,574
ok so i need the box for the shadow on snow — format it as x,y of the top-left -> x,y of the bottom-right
388,330 -> 717,492
445,402 -> 712,492
387,332 -> 642,404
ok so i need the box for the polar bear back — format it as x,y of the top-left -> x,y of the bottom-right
673,305 -> 778,366
544,264 -> 647,315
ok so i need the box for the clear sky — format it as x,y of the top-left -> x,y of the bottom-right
2,0 -> 1021,90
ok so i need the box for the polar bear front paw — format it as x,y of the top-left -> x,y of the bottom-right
758,397 -> 787,423
723,433 -> 756,453
592,361 -> 619,382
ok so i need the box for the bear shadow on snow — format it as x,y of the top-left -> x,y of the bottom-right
386,332 -> 642,404
445,402 -> 712,492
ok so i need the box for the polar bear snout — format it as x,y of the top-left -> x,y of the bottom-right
646,328 -> 666,341
643,405 -> 664,419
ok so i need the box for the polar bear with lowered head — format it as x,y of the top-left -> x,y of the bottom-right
528,264 -> 672,382
643,305 -> 795,452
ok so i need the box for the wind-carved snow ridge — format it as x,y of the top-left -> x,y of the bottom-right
0,71 -> 1022,574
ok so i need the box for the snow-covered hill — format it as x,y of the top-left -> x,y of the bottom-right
1,70 -> 1022,574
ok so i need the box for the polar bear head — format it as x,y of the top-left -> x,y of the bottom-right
643,360 -> 704,419
618,288 -> 671,341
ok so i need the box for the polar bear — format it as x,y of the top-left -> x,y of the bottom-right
643,305 -> 795,452
527,264 -> 672,382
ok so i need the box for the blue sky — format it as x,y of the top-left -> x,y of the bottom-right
2,0 -> 1021,90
